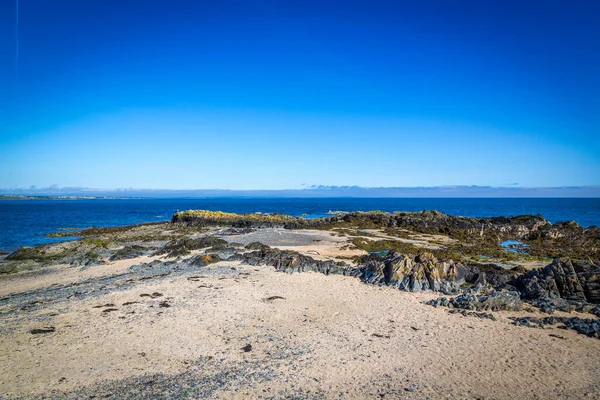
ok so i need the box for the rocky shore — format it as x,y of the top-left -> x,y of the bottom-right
1,210 -> 599,399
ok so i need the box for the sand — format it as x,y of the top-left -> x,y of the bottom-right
0,236 -> 599,399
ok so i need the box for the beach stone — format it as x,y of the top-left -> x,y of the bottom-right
30,326 -> 56,334
448,309 -> 496,320
241,344 -> 252,352
188,254 -> 221,267
478,290 -> 523,311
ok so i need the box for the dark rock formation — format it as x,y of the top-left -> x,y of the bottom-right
110,245 -> 148,261
173,210 -> 550,239
447,309 -> 497,320
359,251 -> 520,293
70,252 -> 106,268
245,242 -> 271,251
154,236 -> 228,258
510,258 -> 600,307
427,290 -> 523,312
360,251 -> 464,293
510,316 -> 600,339
524,223 -> 600,259
188,254 -> 221,267
172,210 -> 600,259
232,246 -> 353,276
30,326 -> 56,334
573,259 -> 600,304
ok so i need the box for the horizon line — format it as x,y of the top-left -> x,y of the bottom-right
2,185 -> 600,198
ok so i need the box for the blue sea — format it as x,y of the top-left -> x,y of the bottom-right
1,198 -> 599,253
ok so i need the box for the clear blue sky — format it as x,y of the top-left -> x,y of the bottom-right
1,0 -> 598,190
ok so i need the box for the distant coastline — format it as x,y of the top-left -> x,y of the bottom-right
2,185 -> 600,199
0,195 -> 138,201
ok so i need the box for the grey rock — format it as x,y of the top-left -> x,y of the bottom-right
232,248 -> 353,276
109,245 -> 148,261
427,290 -> 522,312
511,258 -> 599,304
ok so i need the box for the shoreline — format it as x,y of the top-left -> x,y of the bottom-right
1,199 -> 599,253
0,210 -> 599,398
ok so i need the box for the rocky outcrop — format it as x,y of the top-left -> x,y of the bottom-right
573,259 -> 600,304
154,236 -> 229,258
383,211 -> 549,239
232,246 -> 353,276
172,210 -> 550,239
523,223 -> 600,259
172,210 -> 306,228
110,245 -> 148,261
360,252 -> 464,292
70,252 -> 106,268
510,258 -> 600,305
171,210 -> 600,259
359,252 -> 521,293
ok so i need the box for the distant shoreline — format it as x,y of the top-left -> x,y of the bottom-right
2,195 -> 600,201
1,184 -> 600,199
0,195 -> 141,201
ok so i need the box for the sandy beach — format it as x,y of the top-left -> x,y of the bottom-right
1,220 -> 599,399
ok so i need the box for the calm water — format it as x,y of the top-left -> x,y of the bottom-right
0,198 -> 599,253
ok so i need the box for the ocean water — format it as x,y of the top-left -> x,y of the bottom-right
0,197 -> 599,253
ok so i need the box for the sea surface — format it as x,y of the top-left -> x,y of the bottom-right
1,197 -> 599,253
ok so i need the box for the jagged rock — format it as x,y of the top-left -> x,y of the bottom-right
233,248 -> 352,276
450,292 -> 479,310
474,264 -> 526,286
510,258 -> 600,305
573,259 -> 600,304
479,290 -> 523,311
110,245 -> 148,261
173,210 -> 551,238
473,272 -> 487,289
360,252 -> 466,293
359,252 -> 520,293
530,297 -> 576,314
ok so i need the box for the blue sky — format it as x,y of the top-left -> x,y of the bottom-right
1,0 -> 598,190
